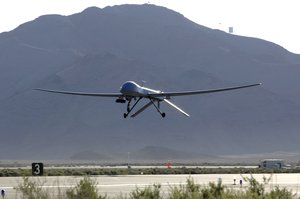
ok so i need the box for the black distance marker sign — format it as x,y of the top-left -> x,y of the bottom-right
32,163 -> 43,176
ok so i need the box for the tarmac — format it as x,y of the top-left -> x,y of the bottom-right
1,173 -> 300,198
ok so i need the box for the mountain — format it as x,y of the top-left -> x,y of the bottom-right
70,146 -> 216,162
0,4 -> 300,160
131,146 -> 214,161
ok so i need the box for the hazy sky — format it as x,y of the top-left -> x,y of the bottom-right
1,0 -> 299,54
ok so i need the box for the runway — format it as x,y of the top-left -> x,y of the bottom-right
1,174 -> 300,198
2,165 -> 258,170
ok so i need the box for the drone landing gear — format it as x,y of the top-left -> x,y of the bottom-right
123,97 -> 142,118
122,97 -> 166,118
150,98 -> 166,118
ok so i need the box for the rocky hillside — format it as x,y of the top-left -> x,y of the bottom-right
0,4 -> 299,160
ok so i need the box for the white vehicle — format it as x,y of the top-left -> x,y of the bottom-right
259,159 -> 290,169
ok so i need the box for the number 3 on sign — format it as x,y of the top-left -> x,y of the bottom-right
32,163 -> 43,176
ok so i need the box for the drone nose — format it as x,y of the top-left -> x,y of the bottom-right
120,81 -> 137,93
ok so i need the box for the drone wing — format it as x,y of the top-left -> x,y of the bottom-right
148,83 -> 261,98
34,88 -> 121,97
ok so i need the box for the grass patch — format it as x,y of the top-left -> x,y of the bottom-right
2,167 -> 300,177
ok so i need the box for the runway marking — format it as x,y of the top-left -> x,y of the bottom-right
1,182 -> 186,190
